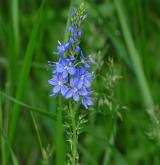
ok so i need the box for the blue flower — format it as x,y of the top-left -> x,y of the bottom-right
75,46 -> 81,54
54,41 -> 70,55
74,21 -> 77,26
78,19 -> 82,24
65,77 -> 89,101
74,32 -> 78,39
77,28 -> 82,36
48,74 -> 68,96
75,66 -> 93,88
65,86 -> 88,101
68,26 -> 74,33
70,9 -> 76,17
69,38 -> 75,44
55,57 -> 76,78
80,52 -> 95,69
70,56 -> 76,62
82,96 -> 93,109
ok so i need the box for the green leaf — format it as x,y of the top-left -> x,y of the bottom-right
8,0 -> 46,149
0,91 -> 56,120
0,129 -> 19,165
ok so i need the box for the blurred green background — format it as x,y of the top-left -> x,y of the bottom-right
0,0 -> 160,164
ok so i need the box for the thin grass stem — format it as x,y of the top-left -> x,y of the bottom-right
0,94 -> 6,165
114,0 -> 157,122
5,1 -> 45,164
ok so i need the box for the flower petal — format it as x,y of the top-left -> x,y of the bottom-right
86,97 -> 93,105
53,85 -> 60,93
65,43 -> 70,50
77,79 -> 83,89
79,87 -> 88,96
73,93 -> 79,102
84,62 -> 90,69
62,70 -> 68,78
69,38 -> 74,44
84,79 -> 91,87
56,64 -> 64,73
82,98 -> 88,109
48,79 -> 57,86
68,26 -> 74,33
75,46 -> 80,54
68,66 -> 76,75
65,89 -> 73,99
85,72 -> 92,79
61,85 -> 68,96
70,77 -> 77,87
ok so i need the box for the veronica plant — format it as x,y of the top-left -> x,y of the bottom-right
48,4 -> 94,109
48,3 -> 94,165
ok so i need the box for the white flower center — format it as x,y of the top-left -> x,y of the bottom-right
81,75 -> 84,80
62,47 -> 65,51
58,81 -> 62,86
64,66 -> 69,70
73,88 -> 77,92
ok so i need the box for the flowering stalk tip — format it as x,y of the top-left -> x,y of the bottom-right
48,4 -> 94,109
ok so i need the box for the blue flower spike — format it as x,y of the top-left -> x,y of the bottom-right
48,3 -> 94,109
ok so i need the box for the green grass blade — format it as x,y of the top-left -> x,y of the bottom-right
78,144 -> 98,165
30,112 -> 50,164
0,129 -> 19,165
11,0 -> 19,56
10,149 -> 19,165
0,93 -> 6,164
114,0 -> 153,109
0,91 -> 56,120
8,0 -> 45,145
7,0 -> 20,93
114,148 -> 128,165
4,1 -> 46,164
106,27 -> 133,70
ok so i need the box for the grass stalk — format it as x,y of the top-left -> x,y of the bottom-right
0,91 -> 56,120
11,0 -> 19,59
0,94 -> 6,164
8,4 -> 43,144
30,112 -> 50,164
8,0 -> 19,88
114,0 -> 155,112
5,1 -> 45,164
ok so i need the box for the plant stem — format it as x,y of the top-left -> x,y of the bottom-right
56,98 -> 65,165
64,0 -> 74,43
69,101 -> 78,165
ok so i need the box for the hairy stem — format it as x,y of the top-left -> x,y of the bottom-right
56,98 -> 65,165
69,102 -> 78,165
